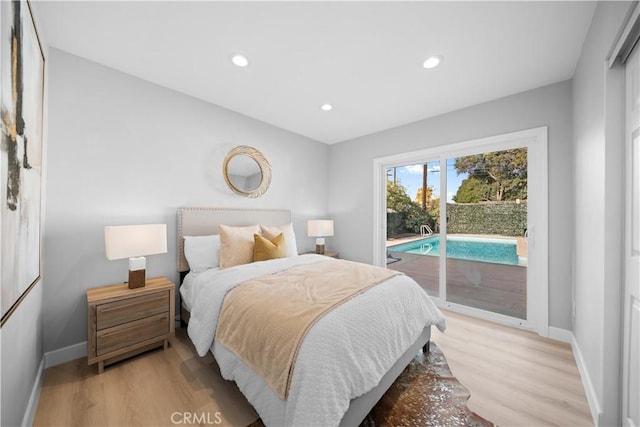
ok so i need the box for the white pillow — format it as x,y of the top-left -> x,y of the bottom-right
260,223 -> 298,257
183,234 -> 220,273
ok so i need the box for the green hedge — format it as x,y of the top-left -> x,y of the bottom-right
387,212 -> 406,236
446,201 -> 527,236
387,209 -> 435,237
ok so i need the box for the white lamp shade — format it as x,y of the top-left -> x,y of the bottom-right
307,220 -> 334,237
105,224 -> 167,260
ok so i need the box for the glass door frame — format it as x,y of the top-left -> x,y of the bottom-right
373,127 -> 549,336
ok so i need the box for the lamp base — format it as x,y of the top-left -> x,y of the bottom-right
315,244 -> 325,255
128,269 -> 146,289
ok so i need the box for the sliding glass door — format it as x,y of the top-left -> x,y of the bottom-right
379,128 -> 546,329
444,149 -> 527,320
386,160 -> 440,298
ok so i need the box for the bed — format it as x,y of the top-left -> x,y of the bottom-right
177,207 -> 446,427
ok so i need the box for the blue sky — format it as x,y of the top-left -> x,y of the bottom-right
387,159 -> 468,203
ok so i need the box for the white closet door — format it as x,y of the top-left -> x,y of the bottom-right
623,41 -> 640,427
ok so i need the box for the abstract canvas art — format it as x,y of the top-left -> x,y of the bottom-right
0,0 -> 45,325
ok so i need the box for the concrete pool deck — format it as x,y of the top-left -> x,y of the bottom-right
387,233 -> 527,319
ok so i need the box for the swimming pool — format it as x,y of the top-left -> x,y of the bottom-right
388,235 -> 524,266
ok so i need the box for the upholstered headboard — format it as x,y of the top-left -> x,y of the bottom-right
177,207 -> 292,273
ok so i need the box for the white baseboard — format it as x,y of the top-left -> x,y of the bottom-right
518,326 -> 599,424
548,326 -> 573,343
25,329 -> 602,427
549,326 -> 603,424
43,319 -> 180,367
21,357 -> 45,427
22,343 -> 87,426
44,341 -> 87,368
571,335 -> 602,426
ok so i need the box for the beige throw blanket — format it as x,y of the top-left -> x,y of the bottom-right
214,258 -> 401,400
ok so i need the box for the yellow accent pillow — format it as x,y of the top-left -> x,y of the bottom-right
260,223 -> 298,257
253,233 -> 287,262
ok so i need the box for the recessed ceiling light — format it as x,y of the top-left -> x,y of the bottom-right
423,55 -> 442,69
231,54 -> 249,67
320,104 -> 333,111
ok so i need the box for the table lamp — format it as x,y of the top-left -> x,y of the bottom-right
307,219 -> 334,255
105,224 -> 167,289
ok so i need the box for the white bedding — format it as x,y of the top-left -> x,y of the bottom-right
183,254 -> 446,427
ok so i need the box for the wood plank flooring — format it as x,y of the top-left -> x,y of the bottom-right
432,310 -> 593,427
34,311 -> 593,427
33,329 -> 259,427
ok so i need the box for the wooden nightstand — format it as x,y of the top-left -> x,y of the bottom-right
87,276 -> 175,374
306,250 -> 339,259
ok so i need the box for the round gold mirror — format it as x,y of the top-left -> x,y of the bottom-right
223,146 -> 271,198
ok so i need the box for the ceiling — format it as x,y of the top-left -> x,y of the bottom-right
34,1 -> 596,145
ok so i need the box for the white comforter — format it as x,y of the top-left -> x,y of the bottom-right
183,254 -> 446,427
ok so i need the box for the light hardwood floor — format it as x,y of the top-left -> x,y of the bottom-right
432,310 -> 593,427
34,311 -> 593,427
33,329 -> 259,427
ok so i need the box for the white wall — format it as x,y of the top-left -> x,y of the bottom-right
43,49 -> 329,352
1,3 -> 48,425
10,4 -> 632,426
572,2 -> 633,425
328,80 -> 574,330
0,284 -> 43,427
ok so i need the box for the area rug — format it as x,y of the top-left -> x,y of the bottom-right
386,255 -> 402,265
247,343 -> 494,427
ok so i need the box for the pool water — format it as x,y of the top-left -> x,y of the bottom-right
388,235 -> 523,266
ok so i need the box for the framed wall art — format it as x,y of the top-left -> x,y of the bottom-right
1,0 -> 45,326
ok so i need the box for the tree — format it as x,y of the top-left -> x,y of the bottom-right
414,186 -> 440,230
386,180 -> 435,234
387,181 -> 414,212
453,148 -> 527,201
414,186 -> 434,207
415,186 -> 440,215
452,178 -> 492,203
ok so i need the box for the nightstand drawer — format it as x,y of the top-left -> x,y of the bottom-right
87,277 -> 175,373
97,312 -> 169,356
97,291 -> 169,330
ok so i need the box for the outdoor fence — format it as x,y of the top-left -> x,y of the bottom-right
387,201 -> 527,237
446,201 -> 527,236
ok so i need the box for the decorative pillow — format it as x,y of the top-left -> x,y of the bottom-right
183,234 -> 220,273
260,223 -> 298,257
253,233 -> 287,262
219,224 -> 261,268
